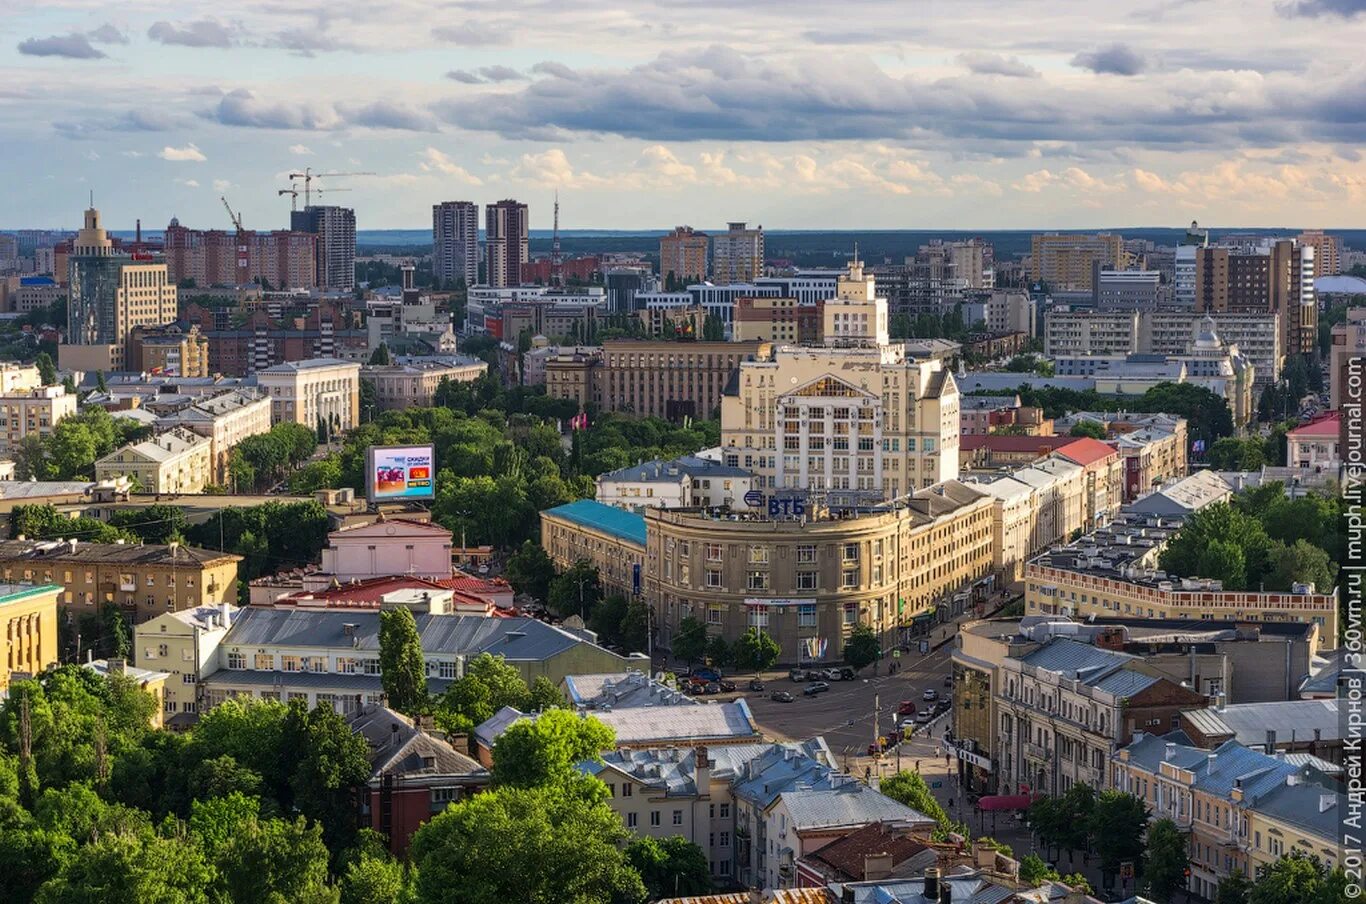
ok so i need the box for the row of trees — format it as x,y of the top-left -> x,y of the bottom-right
227,422 -> 318,493
1158,486 -> 1340,595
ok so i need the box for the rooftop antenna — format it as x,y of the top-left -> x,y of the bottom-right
551,190 -> 564,288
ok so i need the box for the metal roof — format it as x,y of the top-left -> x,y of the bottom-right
1182,700 -> 1341,746
542,499 -> 647,547
598,455 -> 751,484
593,698 -> 759,744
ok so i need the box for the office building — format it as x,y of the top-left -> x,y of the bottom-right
659,226 -> 709,284
1025,514 -> 1340,648
1191,240 -> 1316,358
63,205 -> 179,372
985,291 -> 1034,336
539,499 -> 647,599
731,296 -> 822,344
163,217 -> 317,290
604,267 -> 655,315
1095,269 -> 1161,311
290,205 -> 356,291
94,426 -> 213,494
183,301 -> 370,376
0,384 -> 77,454
432,201 -> 479,287
711,222 -> 765,284
0,583 -> 61,690
361,356 -> 488,410
254,357 -> 361,430
1330,307 -> 1366,409
485,199 -> 529,288
0,275 -> 64,314
1297,229 -> 1340,276
1030,233 -> 1124,289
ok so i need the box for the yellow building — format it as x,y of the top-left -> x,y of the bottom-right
134,604 -> 236,726
128,324 -> 210,378
255,357 -> 361,430
659,226 -> 709,283
0,539 -> 241,626
1025,517 -> 1339,649
540,499 -> 647,599
95,426 -> 213,494
0,582 -> 61,689
0,385 -> 78,454
84,658 -> 171,728
1030,233 -> 1125,290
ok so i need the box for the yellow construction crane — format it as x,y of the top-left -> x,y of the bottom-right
278,185 -> 352,212
285,167 -> 376,207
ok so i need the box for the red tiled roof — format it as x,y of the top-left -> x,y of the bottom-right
1054,436 -> 1120,467
435,574 -> 513,594
801,821 -> 930,881
280,575 -> 450,604
1288,413 -> 1339,437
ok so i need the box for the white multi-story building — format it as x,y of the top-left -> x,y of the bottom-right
720,260 -> 960,503
0,384 -> 77,454
156,388 -> 272,484
94,426 -> 213,494
595,455 -> 757,513
254,357 -> 360,431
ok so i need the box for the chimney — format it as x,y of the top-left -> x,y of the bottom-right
219,601 -> 231,629
389,723 -> 401,747
924,867 -> 940,901
1266,729 -> 1276,751
1207,753 -> 1217,775
939,881 -> 952,904
1165,742 -> 1176,761
863,851 -> 894,881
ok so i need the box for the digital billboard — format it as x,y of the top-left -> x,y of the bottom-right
366,444 -> 436,501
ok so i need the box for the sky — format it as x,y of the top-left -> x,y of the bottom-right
3,0 -> 1365,233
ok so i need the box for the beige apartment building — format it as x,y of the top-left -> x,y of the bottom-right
731,296 -> 822,344
711,222 -> 765,284
1297,229 -> 1340,276
128,324 -> 210,378
1030,233 -> 1125,289
645,480 -> 994,661
134,604 -> 237,724
95,426 -> 213,494
255,357 -> 361,430
547,340 -> 763,421
0,385 -> 77,454
540,499 -> 647,599
157,389 -> 273,484
1025,521 -> 1340,649
0,363 -> 41,394
0,539 -> 240,625
0,582 -> 62,690
361,357 -> 488,410
659,226 -> 709,283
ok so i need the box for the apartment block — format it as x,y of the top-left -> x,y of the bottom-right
0,583 -> 61,690
731,296 -> 822,344
0,384 -> 77,454
290,206 -> 355,291
711,222 -> 765,284
156,389 -> 273,484
254,357 -> 361,430
1030,233 -> 1124,289
659,226 -> 709,284
0,539 -> 240,625
540,499 -> 647,599
94,426 -> 213,494
134,604 -> 237,726
128,323 -> 210,378
164,218 -> 318,290
432,201 -> 479,287
1297,229 -> 1340,276
486,199 -> 529,288
1330,307 -> 1366,409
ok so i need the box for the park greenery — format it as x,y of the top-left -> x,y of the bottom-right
0,660 -> 711,904
226,422 -> 319,493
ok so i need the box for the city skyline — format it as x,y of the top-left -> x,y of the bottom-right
4,0 -> 1365,231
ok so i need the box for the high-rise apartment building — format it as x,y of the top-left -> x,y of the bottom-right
1030,233 -> 1125,290
163,218 -> 317,290
432,201 -> 479,287
1192,240 -> 1315,357
1297,229 -> 1340,276
1331,308 -> 1366,410
485,200 -> 529,288
919,239 -> 995,289
290,206 -> 356,291
659,226 -> 708,284
62,206 -> 178,373
711,222 -> 765,284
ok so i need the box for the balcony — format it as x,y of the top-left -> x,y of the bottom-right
1024,742 -> 1050,761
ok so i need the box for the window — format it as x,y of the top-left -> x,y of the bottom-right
673,810 -> 684,825
842,569 -> 859,589
707,606 -> 723,626
796,571 -> 817,591
706,569 -> 722,588
749,606 -> 768,628
362,659 -> 382,675
842,543 -> 859,562
627,813 -> 638,828
650,811 -> 661,827
796,545 -> 816,563
227,652 -> 246,670
254,652 -> 273,670
439,661 -> 459,679
282,656 -> 302,672
748,546 -> 769,565
843,603 -> 857,625
706,543 -> 723,562
798,604 -> 817,628
182,673 -> 197,684
720,831 -> 730,847
747,571 -> 769,591
622,783 -> 633,798
720,803 -> 730,818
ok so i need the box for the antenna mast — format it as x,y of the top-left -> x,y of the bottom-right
550,191 -> 563,288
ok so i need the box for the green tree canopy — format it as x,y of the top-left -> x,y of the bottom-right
1142,818 -> 1190,901
1088,790 -> 1148,875
504,541 -> 556,602
843,625 -> 881,672
732,628 -> 780,675
671,616 -> 708,666
625,835 -> 712,899
1250,852 -> 1349,904
378,608 -> 427,716
1068,421 -> 1107,440
1019,852 -> 1061,886
434,653 -> 536,735
490,709 -> 614,790
879,771 -> 949,829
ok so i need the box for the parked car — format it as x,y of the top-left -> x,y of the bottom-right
748,678 -> 765,691
900,718 -> 918,732
804,681 -> 831,696
922,689 -> 939,702
718,679 -> 737,692
897,699 -> 918,716
789,668 -> 811,682
770,690 -> 795,703
704,682 -> 721,695
839,666 -> 856,680
914,709 -> 933,723
816,668 -> 839,681
690,667 -> 722,683
943,674 -> 953,688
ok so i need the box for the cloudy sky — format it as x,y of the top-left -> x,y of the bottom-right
4,0 -> 1364,232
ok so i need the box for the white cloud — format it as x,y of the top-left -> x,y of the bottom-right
418,147 -> 482,184
175,178 -> 201,188
289,144 -> 313,156
159,143 -> 206,162
212,179 -> 231,192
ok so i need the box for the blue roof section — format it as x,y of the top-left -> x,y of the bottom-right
544,499 -> 647,548
19,276 -> 56,286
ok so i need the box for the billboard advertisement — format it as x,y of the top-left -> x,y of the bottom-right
366,445 -> 436,501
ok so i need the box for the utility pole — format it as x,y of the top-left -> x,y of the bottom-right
873,692 -> 880,758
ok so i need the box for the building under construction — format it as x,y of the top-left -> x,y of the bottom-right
163,217 -> 318,290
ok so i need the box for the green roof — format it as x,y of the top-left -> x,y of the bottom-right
0,583 -> 62,606
543,500 -> 647,548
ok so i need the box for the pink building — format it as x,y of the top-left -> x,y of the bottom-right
318,517 -> 454,584
1286,413 -> 1341,474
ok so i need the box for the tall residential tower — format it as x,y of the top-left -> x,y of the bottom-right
291,205 -> 356,291
432,201 -> 479,287
485,199 -> 529,288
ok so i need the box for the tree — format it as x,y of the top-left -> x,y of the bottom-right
1158,503 -> 1272,591
189,793 -> 336,904
504,541 -> 556,602
731,628 -> 780,676
409,784 -> 645,904
34,353 -> 57,387
705,635 -> 731,668
1056,782 -> 1096,855
341,850 -> 405,904
284,703 -> 373,854
1265,539 -> 1337,592
490,709 -> 615,789
547,560 -> 601,619
1061,873 -> 1093,894
368,344 -> 391,366
378,608 -> 427,716
1068,420 -> 1107,440
1196,539 -> 1247,589
671,617 -> 708,667
527,676 -> 564,712
625,835 -> 712,899
1250,852 -> 1349,904
434,653 -> 535,735
1214,871 -> 1253,904
1019,852 -> 1060,886
1088,790 -> 1148,876
1142,818 -> 1190,901
33,830 -> 215,904
879,771 -> 949,828
702,314 -> 725,341
1208,437 -> 1266,470
843,625 -> 881,672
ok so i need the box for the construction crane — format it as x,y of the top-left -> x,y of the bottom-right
285,167 -> 376,208
220,196 -> 248,277
220,196 -> 244,233
278,185 -> 352,212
